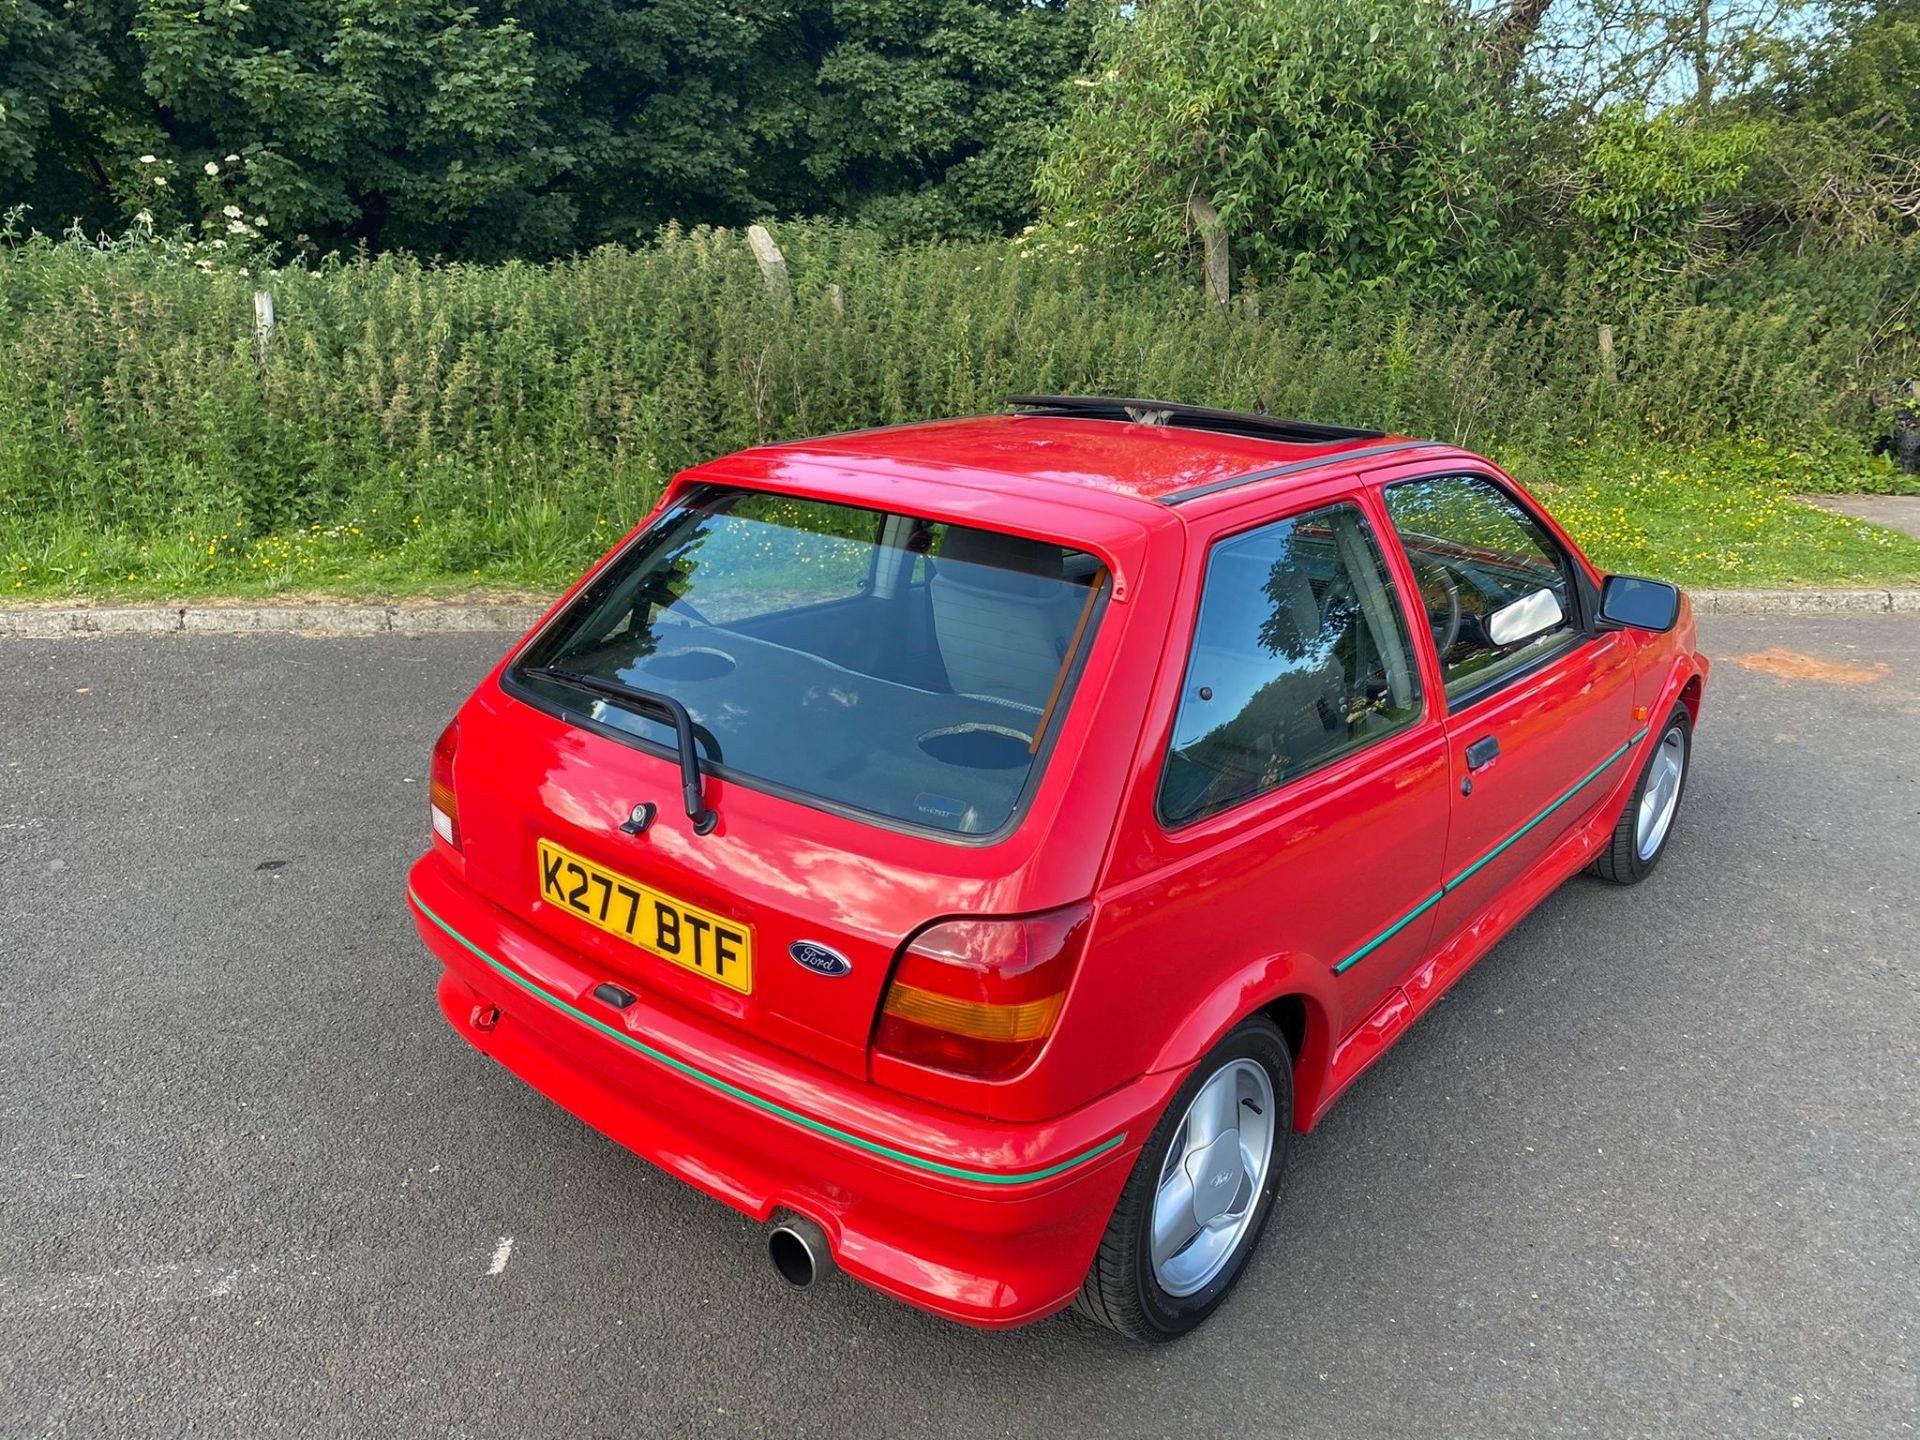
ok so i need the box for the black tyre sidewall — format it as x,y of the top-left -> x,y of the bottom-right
1624,707 -> 1692,881
1127,1018 -> 1293,1337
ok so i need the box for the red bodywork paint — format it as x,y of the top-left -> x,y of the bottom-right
408,413 -> 1708,1327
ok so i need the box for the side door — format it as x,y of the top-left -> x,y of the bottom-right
1092,481 -> 1452,1080
1372,467 -> 1638,958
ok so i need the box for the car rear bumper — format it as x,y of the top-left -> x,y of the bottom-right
406,851 -> 1164,1328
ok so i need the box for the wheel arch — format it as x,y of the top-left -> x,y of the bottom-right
1260,991 -> 1338,1131
1144,956 -> 1340,1135
1678,671 -> 1703,723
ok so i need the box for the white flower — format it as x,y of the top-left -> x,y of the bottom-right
139,154 -> 156,164
211,238 -> 227,249
223,204 -> 243,218
204,161 -> 220,176
228,220 -> 252,235
224,154 -> 240,163
251,214 -> 267,227
152,175 -> 168,187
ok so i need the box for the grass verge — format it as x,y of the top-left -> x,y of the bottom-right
5,438 -> 1919,604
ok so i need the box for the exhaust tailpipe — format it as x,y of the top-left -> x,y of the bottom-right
767,1213 -> 835,1290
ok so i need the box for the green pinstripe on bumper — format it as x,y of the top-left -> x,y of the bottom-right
409,885 -> 1127,1186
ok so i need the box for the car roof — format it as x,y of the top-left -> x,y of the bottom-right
725,413 -> 1448,512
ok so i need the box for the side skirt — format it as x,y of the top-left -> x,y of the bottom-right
1313,758 -> 1639,1120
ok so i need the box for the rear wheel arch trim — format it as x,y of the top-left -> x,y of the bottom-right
1146,964 -> 1338,1130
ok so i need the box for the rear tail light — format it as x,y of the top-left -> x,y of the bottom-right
429,721 -> 461,851
874,902 -> 1092,1080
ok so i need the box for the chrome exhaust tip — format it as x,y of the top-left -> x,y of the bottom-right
768,1213 -> 834,1290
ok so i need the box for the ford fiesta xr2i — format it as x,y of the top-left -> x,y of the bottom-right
408,396 -> 1708,1340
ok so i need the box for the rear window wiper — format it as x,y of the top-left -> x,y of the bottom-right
522,666 -> 719,835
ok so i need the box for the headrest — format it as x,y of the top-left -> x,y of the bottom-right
937,526 -> 1067,589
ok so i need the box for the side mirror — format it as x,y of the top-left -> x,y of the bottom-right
1486,586 -> 1565,646
1599,575 -> 1681,633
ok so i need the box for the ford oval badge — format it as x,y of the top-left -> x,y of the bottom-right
789,940 -> 852,977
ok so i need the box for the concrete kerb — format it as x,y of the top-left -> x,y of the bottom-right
0,603 -> 550,639
2,591 -> 1917,638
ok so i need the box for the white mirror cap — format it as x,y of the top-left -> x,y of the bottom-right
1486,586 -> 1565,647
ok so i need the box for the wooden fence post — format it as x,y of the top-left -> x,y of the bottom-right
253,290 -> 275,368
746,224 -> 791,303
826,282 -> 845,319
1596,323 -> 1615,382
1188,196 -> 1230,308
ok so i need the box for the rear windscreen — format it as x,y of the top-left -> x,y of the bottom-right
509,489 -> 1107,837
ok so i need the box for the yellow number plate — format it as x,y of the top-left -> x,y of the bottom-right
536,839 -> 752,994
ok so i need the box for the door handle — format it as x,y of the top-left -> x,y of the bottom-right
1465,735 -> 1500,771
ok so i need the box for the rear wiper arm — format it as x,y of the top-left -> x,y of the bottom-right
523,666 -> 719,835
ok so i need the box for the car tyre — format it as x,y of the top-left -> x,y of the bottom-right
1073,1015 -> 1291,1341
1591,704 -> 1692,885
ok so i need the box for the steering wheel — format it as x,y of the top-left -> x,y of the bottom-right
1411,557 -> 1462,658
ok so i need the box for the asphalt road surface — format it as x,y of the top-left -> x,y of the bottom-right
2,614 -> 1914,1439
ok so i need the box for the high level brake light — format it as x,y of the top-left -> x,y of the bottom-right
874,903 -> 1092,1080
429,721 -> 461,851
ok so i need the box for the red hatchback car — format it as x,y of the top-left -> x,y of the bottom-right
408,397 -> 1707,1340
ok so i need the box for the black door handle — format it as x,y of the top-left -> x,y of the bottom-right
1465,735 -> 1500,771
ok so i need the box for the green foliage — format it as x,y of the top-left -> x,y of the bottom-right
0,0 -> 1091,254
1790,0 -> 1920,152
1565,110 -> 1760,301
1740,1 -> 1920,248
1035,0 -> 1539,299
779,0 -> 1095,242
4,220 -> 1918,603
124,0 -> 570,256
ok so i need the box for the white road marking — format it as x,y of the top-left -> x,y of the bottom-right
487,1236 -> 514,1276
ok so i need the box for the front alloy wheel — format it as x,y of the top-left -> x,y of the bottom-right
1075,1016 -> 1291,1340
1592,703 -> 1692,884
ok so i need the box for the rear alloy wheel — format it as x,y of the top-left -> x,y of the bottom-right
1592,705 -> 1692,885
1074,1016 -> 1291,1340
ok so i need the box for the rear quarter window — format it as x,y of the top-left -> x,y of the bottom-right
1160,501 -> 1423,825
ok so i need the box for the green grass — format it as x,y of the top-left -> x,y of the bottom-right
6,436 -> 1918,603
1504,436 -> 1920,589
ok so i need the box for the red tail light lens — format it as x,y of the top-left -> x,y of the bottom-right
874,902 -> 1092,1080
429,722 -> 460,851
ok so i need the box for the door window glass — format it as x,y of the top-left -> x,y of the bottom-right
1383,475 -> 1577,698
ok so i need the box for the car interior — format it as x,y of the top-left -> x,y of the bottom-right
516,499 -> 1107,835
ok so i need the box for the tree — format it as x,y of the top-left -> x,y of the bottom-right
1035,0 -> 1542,299
1755,0 -> 1920,243
0,0 -> 1091,255
1561,107 -> 1760,298
123,0 -> 571,256
0,0 -> 128,233
773,0 -> 1093,241
1524,0 -> 1821,115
